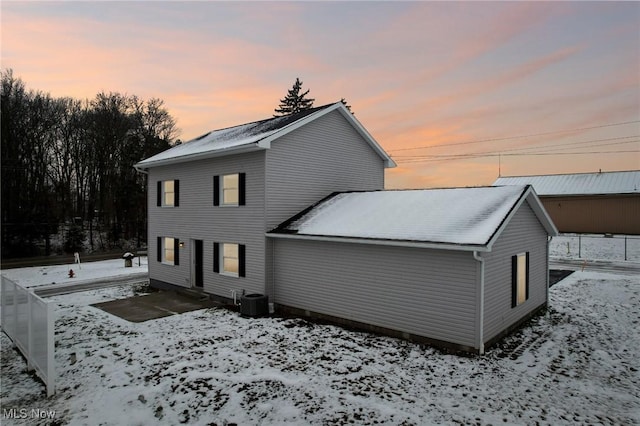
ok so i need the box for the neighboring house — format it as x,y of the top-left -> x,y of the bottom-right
268,185 -> 557,354
494,171 -> 640,235
135,102 -> 558,353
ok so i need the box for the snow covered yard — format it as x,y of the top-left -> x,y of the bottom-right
550,234 -> 640,262
2,271 -> 639,425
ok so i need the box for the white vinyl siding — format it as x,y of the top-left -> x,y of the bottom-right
482,201 -> 548,343
272,240 -> 478,348
265,109 -> 385,229
148,151 -> 264,292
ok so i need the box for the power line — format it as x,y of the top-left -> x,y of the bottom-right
388,120 -> 640,152
399,149 -> 640,164
394,136 -> 640,159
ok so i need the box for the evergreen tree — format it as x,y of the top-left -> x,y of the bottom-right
274,78 -> 315,116
340,98 -> 353,114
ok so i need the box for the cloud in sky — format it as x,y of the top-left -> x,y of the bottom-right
1,1 -> 638,188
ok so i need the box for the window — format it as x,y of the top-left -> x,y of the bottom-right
223,174 -> 239,205
213,173 -> 245,206
157,180 -> 179,207
213,242 -> 245,277
512,252 -> 529,307
223,243 -> 239,275
157,237 -> 180,265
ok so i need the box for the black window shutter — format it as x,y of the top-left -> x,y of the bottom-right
511,255 -> 517,308
157,237 -> 162,262
174,238 -> 180,266
239,173 -> 246,206
239,244 -> 246,277
213,243 -> 219,272
157,181 -> 162,206
213,176 -> 220,206
174,180 -> 179,207
525,252 -> 530,301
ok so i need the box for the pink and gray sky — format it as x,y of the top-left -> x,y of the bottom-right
2,1 -> 639,188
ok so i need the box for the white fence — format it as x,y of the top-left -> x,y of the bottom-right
1,275 -> 55,396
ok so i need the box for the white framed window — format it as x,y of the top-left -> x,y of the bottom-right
213,173 -> 245,206
213,242 -> 245,277
222,243 -> 239,276
158,237 -> 179,266
164,181 -> 175,206
222,174 -> 239,206
512,252 -> 529,307
157,180 -> 179,207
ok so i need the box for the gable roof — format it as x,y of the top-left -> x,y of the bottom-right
493,170 -> 640,196
268,185 -> 557,252
135,102 -> 395,171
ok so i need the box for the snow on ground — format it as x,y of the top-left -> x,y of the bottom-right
2,269 -> 639,425
1,258 -> 147,289
550,234 -> 640,262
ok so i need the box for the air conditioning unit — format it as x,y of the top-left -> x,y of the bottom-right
240,294 -> 269,317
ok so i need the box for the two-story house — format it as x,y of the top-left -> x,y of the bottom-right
135,101 -> 557,354
135,102 -> 395,301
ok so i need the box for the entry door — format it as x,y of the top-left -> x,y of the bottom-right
193,239 -> 203,288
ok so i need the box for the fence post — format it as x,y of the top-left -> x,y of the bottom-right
28,292 -> 34,370
13,281 -> 18,348
46,301 -> 55,397
625,236 -> 628,261
578,235 -> 582,258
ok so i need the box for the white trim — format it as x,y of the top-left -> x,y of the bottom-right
266,232 -> 490,252
221,173 -> 240,206
161,180 -> 175,207
473,251 -> 485,355
135,144 -> 264,171
219,242 -> 240,277
514,252 -> 528,306
161,237 -> 176,266
485,186 -> 558,251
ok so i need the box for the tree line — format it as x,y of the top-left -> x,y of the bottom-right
1,69 -> 179,258
1,73 -> 341,258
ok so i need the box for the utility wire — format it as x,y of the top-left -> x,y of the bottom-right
393,137 -> 640,159
399,149 -> 640,164
388,120 -> 640,152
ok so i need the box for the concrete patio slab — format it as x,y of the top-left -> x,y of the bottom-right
92,291 -> 219,322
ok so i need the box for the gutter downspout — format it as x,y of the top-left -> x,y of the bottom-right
546,236 -> 553,304
473,251 -> 485,355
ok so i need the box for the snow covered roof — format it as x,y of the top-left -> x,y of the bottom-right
269,185 -> 557,251
135,102 -> 395,170
493,171 -> 640,196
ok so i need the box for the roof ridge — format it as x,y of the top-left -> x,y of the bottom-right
192,102 -> 339,140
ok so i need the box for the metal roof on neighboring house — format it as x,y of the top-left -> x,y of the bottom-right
135,102 -> 395,170
493,171 -> 640,196
268,185 -> 558,251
